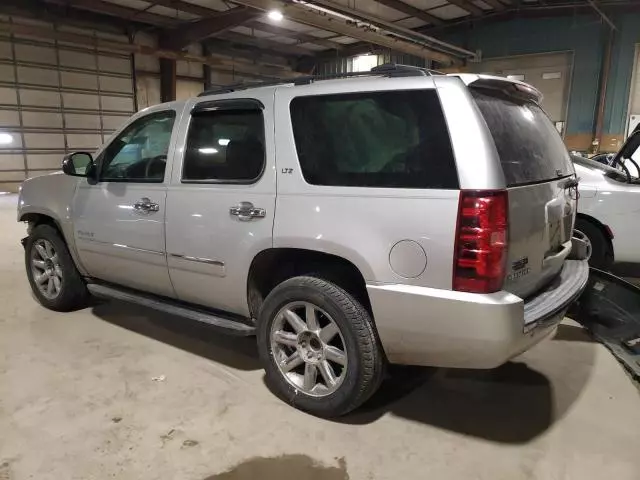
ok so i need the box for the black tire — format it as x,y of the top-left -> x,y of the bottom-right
25,224 -> 89,311
575,218 -> 613,270
257,276 -> 385,417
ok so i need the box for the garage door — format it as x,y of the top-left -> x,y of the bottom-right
471,52 -> 573,134
0,17 -> 135,192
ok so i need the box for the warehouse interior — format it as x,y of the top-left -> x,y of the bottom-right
0,0 -> 639,190
2,0 -> 640,479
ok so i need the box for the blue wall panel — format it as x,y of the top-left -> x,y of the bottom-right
442,16 -> 604,136
603,13 -> 640,135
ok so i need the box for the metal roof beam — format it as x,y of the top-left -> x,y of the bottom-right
243,20 -> 344,50
205,38 -> 295,65
164,7 -> 260,49
147,0 -> 220,17
217,31 -> 315,57
48,0 -> 177,26
482,0 -> 507,9
230,0 -> 457,64
481,0 -> 508,10
374,0 -> 444,25
443,0 -> 484,16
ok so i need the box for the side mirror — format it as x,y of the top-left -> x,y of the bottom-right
62,152 -> 95,178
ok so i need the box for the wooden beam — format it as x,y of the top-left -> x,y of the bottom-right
244,20 -> 343,50
374,0 -> 444,26
49,0 -> 177,26
231,0 -> 456,64
164,7 -> 260,49
0,21 -> 302,79
443,0 -> 484,16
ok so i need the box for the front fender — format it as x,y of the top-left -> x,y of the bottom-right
18,173 -> 87,275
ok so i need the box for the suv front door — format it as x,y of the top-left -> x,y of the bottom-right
165,96 -> 276,317
72,107 -> 183,297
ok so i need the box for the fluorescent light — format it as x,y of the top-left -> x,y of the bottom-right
268,9 -> 283,21
218,138 -> 230,146
0,133 -> 13,145
198,147 -> 218,154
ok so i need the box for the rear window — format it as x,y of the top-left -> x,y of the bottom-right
471,88 -> 573,187
290,90 -> 458,189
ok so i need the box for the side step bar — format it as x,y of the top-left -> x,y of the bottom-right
87,283 -> 255,336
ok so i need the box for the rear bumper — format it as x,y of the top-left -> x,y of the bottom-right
367,259 -> 590,368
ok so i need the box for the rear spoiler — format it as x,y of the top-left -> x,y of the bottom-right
450,73 -> 543,104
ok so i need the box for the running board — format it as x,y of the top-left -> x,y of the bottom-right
87,283 -> 255,336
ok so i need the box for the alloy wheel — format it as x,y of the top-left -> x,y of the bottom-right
270,301 -> 348,397
30,239 -> 63,299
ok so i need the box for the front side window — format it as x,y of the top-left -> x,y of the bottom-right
289,90 -> 458,189
100,110 -> 176,182
182,108 -> 265,182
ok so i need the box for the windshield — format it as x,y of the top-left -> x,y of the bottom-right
471,88 -> 573,187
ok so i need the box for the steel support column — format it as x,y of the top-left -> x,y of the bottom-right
160,57 -> 177,103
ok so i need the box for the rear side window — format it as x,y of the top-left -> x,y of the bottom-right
290,90 -> 458,189
182,109 -> 265,183
471,89 -> 573,187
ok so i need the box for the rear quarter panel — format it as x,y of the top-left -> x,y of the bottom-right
273,80 -> 459,288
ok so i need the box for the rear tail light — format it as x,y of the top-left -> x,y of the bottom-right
453,190 -> 508,293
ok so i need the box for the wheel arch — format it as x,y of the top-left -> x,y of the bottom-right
576,213 -> 614,257
20,211 -> 64,235
247,248 -> 372,320
19,209 -> 87,275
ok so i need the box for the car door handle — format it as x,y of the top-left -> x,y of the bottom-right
229,202 -> 266,221
133,197 -> 159,214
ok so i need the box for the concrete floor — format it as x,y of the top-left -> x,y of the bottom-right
1,193 -> 639,480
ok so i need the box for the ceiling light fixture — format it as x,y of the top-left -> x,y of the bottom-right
268,9 -> 283,21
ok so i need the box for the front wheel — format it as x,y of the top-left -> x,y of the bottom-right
25,224 -> 89,311
257,276 -> 385,417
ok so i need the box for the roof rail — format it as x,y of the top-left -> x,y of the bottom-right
197,63 -> 440,97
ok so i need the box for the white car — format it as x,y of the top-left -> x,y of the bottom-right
573,133 -> 640,269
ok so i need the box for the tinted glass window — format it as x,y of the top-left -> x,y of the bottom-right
290,90 -> 458,189
101,110 -> 175,182
471,88 -> 573,187
182,109 -> 265,182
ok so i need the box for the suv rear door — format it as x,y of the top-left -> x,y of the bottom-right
165,95 -> 276,317
469,81 -> 577,299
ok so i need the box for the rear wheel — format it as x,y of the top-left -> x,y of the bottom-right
25,224 -> 89,311
575,218 -> 613,270
257,276 -> 385,417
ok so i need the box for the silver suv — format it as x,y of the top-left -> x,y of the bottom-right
18,64 -> 589,417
